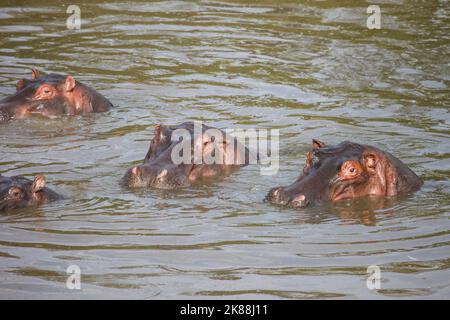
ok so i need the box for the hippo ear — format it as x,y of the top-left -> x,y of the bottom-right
363,153 -> 378,174
31,175 -> 46,193
312,139 -> 326,149
16,79 -> 26,92
144,125 -> 163,161
31,68 -> 40,80
64,76 -> 76,92
153,124 -> 162,142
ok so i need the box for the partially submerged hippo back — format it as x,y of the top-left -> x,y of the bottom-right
123,122 -> 252,189
0,174 -> 61,212
266,140 -> 423,208
0,69 -> 112,123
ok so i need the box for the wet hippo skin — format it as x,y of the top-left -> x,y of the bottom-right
266,140 -> 423,208
0,174 -> 61,212
123,122 -> 252,189
0,68 -> 113,123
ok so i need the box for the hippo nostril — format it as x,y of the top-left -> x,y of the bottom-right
291,194 -> 306,207
290,194 -> 308,207
131,167 -> 140,176
271,189 -> 279,197
273,189 -> 282,199
156,169 -> 168,181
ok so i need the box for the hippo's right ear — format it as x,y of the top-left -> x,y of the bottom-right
31,175 -> 46,193
64,76 -> 76,92
154,124 -> 162,139
31,68 -> 40,80
363,153 -> 378,175
312,139 -> 326,149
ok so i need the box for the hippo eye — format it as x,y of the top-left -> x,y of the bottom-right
32,86 -> 54,101
40,87 -> 53,95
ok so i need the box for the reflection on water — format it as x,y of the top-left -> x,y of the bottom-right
0,0 -> 449,299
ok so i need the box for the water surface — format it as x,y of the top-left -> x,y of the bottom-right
0,0 -> 449,299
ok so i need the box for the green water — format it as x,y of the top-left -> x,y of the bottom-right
0,0 -> 449,299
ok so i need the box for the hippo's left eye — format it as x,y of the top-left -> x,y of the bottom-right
8,187 -> 23,199
339,160 -> 363,179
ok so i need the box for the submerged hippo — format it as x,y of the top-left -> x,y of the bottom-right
0,174 -> 61,212
123,122 -> 252,189
0,69 -> 112,123
266,140 -> 423,208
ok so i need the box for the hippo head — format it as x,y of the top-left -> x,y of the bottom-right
266,140 -> 423,208
0,68 -> 112,122
123,122 -> 249,189
0,174 -> 61,212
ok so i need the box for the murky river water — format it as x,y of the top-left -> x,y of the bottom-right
0,0 -> 449,299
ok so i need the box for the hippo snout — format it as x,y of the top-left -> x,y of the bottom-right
266,187 -> 311,208
122,166 -> 144,188
123,165 -> 157,188
265,187 -> 290,205
123,164 -> 185,189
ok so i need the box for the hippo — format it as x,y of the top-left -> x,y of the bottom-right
123,122 -> 252,189
266,140 -> 423,208
0,69 -> 112,123
0,174 -> 61,212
